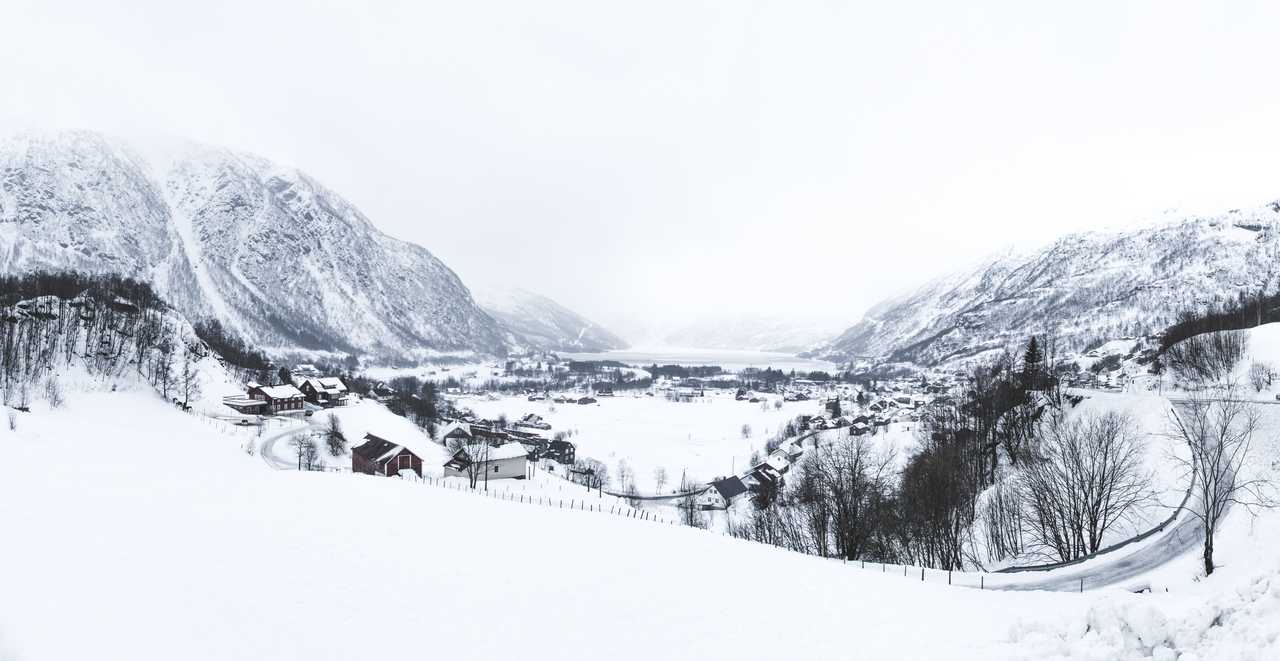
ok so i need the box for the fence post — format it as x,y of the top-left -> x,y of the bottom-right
920,567 -> 924,582
948,570 -> 951,585
903,565 -> 907,577
980,576 -> 984,590
1079,578 -> 1084,593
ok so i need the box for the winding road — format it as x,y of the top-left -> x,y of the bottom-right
258,418 -> 316,470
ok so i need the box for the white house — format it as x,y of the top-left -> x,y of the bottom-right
443,442 -> 529,481
696,476 -> 748,509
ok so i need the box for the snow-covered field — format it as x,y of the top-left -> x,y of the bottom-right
458,392 -> 818,491
4,348 -> 1280,658
0,387 -> 1093,661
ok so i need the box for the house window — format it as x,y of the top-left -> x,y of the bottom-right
493,466 -> 500,473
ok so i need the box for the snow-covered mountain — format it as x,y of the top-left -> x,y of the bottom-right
0,130 -> 510,361
471,285 -> 627,353
816,204 -> 1280,366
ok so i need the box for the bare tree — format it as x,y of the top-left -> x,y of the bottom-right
324,413 -> 347,457
43,374 -> 64,409
449,440 -> 491,489
677,470 -> 704,528
979,471 -> 1024,563
741,424 -> 752,439
290,434 -> 320,471
653,466 -> 668,493
1019,411 -> 1150,562
153,336 -> 176,400
1170,391 -> 1274,575
7,409 -> 16,431
1165,330 -> 1248,386
178,347 -> 201,409
1247,361 -> 1275,393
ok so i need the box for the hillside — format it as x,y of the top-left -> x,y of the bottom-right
0,130 -> 509,362
0,388 -> 1083,661
817,205 -> 1280,367
472,285 -> 627,353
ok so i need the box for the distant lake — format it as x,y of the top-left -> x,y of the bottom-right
560,347 -> 838,373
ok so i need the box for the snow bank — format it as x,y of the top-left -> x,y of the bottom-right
1008,565 -> 1280,659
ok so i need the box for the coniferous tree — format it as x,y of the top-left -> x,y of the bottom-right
1021,336 -> 1043,390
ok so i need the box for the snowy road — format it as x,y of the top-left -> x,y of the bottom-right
998,399 -> 1209,592
259,419 -> 315,470
997,513 -> 1202,592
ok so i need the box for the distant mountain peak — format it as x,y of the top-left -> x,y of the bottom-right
470,283 -> 627,353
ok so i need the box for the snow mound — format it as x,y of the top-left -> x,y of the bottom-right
1009,566 -> 1280,660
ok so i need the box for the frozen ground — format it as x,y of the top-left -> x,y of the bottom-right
3,361 -> 1280,658
459,392 -> 818,491
0,388 -> 1096,661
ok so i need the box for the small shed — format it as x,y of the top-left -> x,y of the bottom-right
351,433 -> 423,478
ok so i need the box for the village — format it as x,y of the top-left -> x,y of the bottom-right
212,356 -> 981,522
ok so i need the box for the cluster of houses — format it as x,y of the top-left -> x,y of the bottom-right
696,438 -> 806,509
440,414 -> 577,467
222,375 -> 350,416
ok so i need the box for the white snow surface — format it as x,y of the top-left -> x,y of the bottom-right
459,392 -> 817,490
0,389 -> 1104,661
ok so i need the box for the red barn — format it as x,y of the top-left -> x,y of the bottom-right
351,433 -> 423,478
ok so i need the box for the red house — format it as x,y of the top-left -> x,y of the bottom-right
351,433 -> 423,478
246,383 -> 306,414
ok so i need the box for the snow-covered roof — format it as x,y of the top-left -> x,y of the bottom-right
257,384 -> 303,399
300,377 -> 347,394
377,444 -> 407,461
352,434 -> 417,463
317,377 -> 347,392
441,421 -> 472,438
460,443 -> 528,462
764,454 -> 790,472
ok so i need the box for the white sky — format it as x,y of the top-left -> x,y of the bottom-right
5,0 -> 1280,341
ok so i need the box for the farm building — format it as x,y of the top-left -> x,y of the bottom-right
351,433 -> 423,478
297,377 -> 349,407
545,439 -> 576,464
224,382 -> 306,415
443,443 -> 529,481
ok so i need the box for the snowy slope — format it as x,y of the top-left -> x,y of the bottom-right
472,284 -> 627,353
818,205 -> 1280,366
0,389 -> 1098,661
0,130 -> 509,361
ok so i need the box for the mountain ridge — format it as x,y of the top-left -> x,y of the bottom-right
471,284 -> 628,353
0,130 -> 512,361
817,205 -> 1280,367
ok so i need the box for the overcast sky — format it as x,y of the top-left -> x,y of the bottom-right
5,0 -> 1280,342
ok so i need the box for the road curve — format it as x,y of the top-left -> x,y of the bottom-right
259,419 -> 314,470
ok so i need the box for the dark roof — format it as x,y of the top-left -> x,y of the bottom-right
352,433 -> 405,463
710,476 -> 748,500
